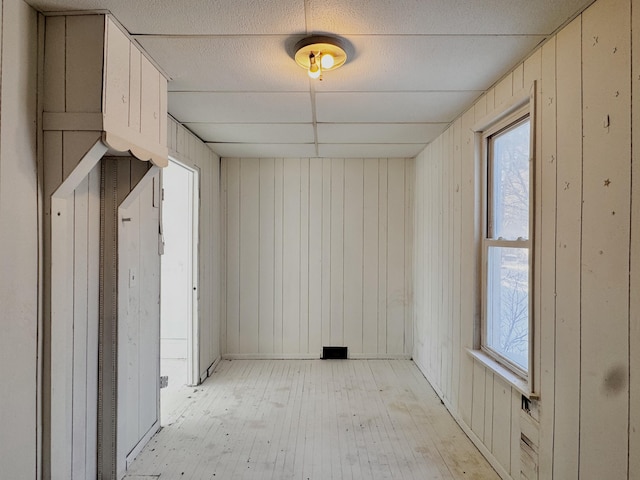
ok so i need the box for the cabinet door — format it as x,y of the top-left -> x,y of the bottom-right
141,56 -> 161,145
104,20 -> 130,131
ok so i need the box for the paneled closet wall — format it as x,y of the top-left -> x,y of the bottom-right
222,158 -> 413,358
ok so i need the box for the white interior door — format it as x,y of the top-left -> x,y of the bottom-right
161,159 -> 200,387
116,164 -> 162,474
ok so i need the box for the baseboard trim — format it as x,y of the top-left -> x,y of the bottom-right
349,353 -> 412,360
222,353 -> 413,360
412,358 -> 512,480
126,419 -> 160,470
200,356 -> 222,383
222,353 -> 320,360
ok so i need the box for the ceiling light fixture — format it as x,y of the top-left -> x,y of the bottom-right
294,35 -> 348,80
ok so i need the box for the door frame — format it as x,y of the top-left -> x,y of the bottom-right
161,157 -> 200,386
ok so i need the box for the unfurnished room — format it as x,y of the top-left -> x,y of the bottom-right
1,0 -> 639,479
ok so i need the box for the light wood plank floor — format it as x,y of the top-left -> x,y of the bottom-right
126,359 -> 499,480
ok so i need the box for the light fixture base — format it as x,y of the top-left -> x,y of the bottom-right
294,35 -> 348,73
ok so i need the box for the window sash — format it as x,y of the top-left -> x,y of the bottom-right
482,239 -> 530,377
481,107 -> 533,380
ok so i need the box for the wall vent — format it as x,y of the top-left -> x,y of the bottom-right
322,346 -> 348,359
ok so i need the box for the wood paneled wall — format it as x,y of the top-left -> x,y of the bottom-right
167,117 -> 223,380
413,0 -> 638,478
0,1 -> 39,478
222,158 -> 413,358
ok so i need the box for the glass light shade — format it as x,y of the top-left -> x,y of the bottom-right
320,53 -> 335,69
294,35 -> 348,80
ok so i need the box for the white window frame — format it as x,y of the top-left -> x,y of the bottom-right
482,109 -> 532,376
468,83 -> 537,399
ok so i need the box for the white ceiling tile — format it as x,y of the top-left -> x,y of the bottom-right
307,0 -> 593,35
136,36 -> 310,92
28,0 -> 306,34
317,123 -> 448,144
318,143 -> 425,158
207,143 -> 317,158
26,0 -> 597,159
316,92 -> 480,123
313,35 -> 544,92
169,92 -> 312,123
186,123 -> 315,143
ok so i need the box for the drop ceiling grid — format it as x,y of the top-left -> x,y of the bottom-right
26,0 -> 596,158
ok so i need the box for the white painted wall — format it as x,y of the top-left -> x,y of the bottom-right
167,118 -> 222,381
0,1 -> 38,478
222,157 -> 413,358
69,163 -> 101,479
413,0 -> 639,478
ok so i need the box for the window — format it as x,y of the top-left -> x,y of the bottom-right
482,110 -> 532,378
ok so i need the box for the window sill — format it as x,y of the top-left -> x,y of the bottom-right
466,348 -> 538,400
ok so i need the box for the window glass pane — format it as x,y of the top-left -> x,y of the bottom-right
486,246 -> 529,370
490,118 -> 530,240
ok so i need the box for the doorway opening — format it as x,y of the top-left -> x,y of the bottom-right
160,158 -> 200,424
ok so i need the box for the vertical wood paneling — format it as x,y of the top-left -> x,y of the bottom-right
483,372 -> 494,447
330,158 -> 345,346
226,160 -> 240,354
321,158 -> 332,348
344,159 -> 364,353
458,109 -> 477,427
140,57 -> 160,144
43,16 -> 65,112
223,157 -> 411,358
274,159 -> 284,353
104,22 -> 130,128
580,1 -> 631,478
491,378 -> 511,472
378,159 -> 389,353
239,159 -> 259,354
471,361 -> 486,439
428,146 -> 436,378
485,89 -> 495,115
442,131 -> 452,398
404,158 -> 414,356
71,176 -> 90,478
220,160 -> 228,353
510,390 -> 521,477
495,74 -> 513,107
300,158 -> 310,353
513,63 -> 525,94
259,159 -> 275,355
283,159 -> 301,353
431,140 -> 441,380
128,45 -> 141,133
539,36 -> 558,480
387,159 -> 406,354
85,167 -> 100,480
309,160 -> 323,356
363,161 -> 379,354
65,15 -> 104,113
631,0 -> 640,476
451,118 -> 462,409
